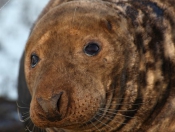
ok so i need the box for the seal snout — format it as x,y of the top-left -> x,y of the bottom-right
36,92 -> 63,121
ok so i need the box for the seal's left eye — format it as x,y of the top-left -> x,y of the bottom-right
84,42 -> 100,56
31,54 -> 39,68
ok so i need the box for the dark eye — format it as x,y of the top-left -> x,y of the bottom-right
31,54 -> 39,68
84,42 -> 100,56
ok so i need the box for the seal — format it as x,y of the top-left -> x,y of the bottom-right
17,0 -> 175,132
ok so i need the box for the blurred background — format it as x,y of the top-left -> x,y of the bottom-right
0,0 -> 49,131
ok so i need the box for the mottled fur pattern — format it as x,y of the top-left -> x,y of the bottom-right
18,0 -> 175,132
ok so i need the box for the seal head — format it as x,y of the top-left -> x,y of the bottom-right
25,1 -> 126,131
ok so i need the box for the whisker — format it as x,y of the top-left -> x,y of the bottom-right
103,102 -> 149,107
26,122 -> 35,132
21,114 -> 30,119
21,111 -> 30,116
37,127 -> 43,132
99,108 -> 138,112
21,117 -> 30,123
98,109 -> 134,119
93,117 -> 113,129
89,120 -> 102,132
20,101 -> 30,107
17,107 -> 30,122
26,126 -> 32,132
26,120 -> 33,130
25,119 -> 47,132
21,113 -> 30,118
105,96 -> 145,100
72,6 -> 78,23
96,112 -> 127,125
32,125 -> 36,132
16,102 -> 30,109
103,100 -> 151,108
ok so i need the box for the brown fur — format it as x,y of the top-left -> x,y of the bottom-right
18,0 -> 175,131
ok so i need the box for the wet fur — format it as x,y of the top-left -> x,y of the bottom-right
18,0 -> 175,132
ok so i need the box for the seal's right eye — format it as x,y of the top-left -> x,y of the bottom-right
31,54 -> 39,68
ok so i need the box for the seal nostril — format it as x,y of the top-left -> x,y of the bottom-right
36,92 -> 63,114
57,92 -> 63,113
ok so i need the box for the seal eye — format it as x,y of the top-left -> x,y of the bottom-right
84,42 -> 100,56
31,54 -> 39,68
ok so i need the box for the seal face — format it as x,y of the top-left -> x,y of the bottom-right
17,0 -> 175,132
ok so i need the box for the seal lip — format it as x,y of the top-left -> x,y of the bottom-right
83,41 -> 101,57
